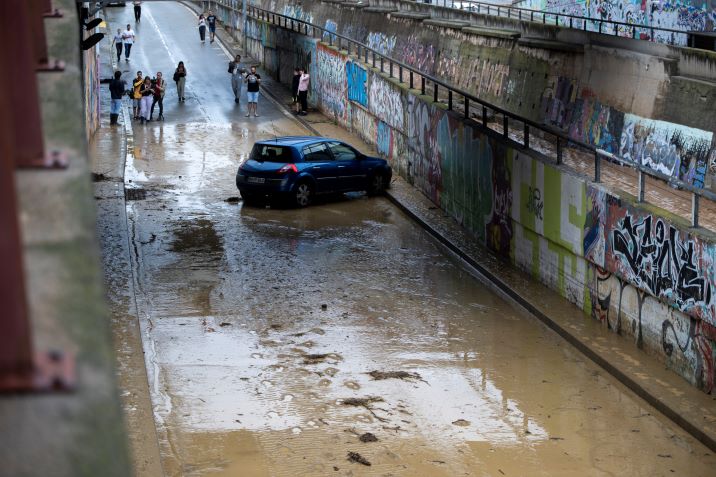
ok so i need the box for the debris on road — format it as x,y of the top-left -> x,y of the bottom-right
347,451 -> 371,466
368,370 -> 426,383
225,196 -> 241,203
359,432 -> 378,443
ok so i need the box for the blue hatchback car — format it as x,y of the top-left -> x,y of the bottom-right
236,136 -> 392,207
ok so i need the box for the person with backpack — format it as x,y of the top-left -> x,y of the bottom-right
150,72 -> 166,121
228,54 -> 245,105
109,71 -> 126,125
173,61 -> 186,102
132,70 -> 143,119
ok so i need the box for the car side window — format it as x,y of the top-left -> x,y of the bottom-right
327,142 -> 357,161
302,142 -> 332,162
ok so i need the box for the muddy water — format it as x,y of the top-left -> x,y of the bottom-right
94,2 -> 716,475
122,124 -> 716,476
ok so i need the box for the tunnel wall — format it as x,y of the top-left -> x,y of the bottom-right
250,0 -> 716,191
245,13 -> 716,393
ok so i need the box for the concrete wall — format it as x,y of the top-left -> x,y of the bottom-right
251,0 -> 716,190
245,13 -> 716,393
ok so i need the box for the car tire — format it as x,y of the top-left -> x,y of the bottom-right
367,173 -> 389,196
293,181 -> 313,207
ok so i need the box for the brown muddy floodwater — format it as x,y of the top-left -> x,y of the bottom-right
113,123 -> 716,477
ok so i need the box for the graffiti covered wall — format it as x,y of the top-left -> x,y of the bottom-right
246,14 -> 716,393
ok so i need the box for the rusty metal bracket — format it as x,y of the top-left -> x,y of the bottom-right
0,351 -> 75,393
37,59 -> 66,72
16,150 -> 69,169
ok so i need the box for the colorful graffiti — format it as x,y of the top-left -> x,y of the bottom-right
399,34 -> 436,73
350,106 -> 377,147
346,61 -> 367,107
369,74 -> 405,131
619,114 -> 713,187
376,121 -> 392,158
606,200 -> 716,327
567,98 -> 624,154
366,31 -> 396,56
316,44 -> 347,122
322,19 -> 338,43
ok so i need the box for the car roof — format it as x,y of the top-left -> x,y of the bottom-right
255,136 -> 342,148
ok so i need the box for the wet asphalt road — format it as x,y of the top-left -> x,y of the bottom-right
94,2 -> 716,476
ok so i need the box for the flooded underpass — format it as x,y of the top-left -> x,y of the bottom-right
90,2 -> 716,476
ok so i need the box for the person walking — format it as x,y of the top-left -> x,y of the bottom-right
111,28 -> 123,64
122,24 -> 135,62
132,70 -> 143,119
297,67 -> 310,116
291,67 -> 300,113
174,61 -> 187,102
207,11 -> 217,43
198,15 -> 207,43
244,66 -> 261,117
109,71 -> 126,125
150,72 -> 166,121
139,76 -> 153,124
229,54 -> 245,105
133,1 -> 141,22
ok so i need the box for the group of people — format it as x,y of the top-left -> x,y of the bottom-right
228,55 -> 263,117
108,69 -> 167,125
112,24 -> 136,63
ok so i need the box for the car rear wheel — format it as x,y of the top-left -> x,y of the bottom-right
367,173 -> 388,196
240,190 -> 259,205
293,181 -> 313,207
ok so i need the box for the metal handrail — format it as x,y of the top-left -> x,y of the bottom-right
245,4 -> 716,227
426,0 -> 691,45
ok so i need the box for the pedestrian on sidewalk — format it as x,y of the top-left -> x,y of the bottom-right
122,24 -> 135,61
174,61 -> 187,102
109,71 -> 126,125
132,70 -> 143,119
207,11 -> 217,43
292,67 -> 300,113
198,14 -> 207,43
245,66 -> 261,117
150,72 -> 166,121
111,28 -> 123,63
139,76 -> 153,124
297,67 -> 310,116
229,54 -> 245,105
133,1 -> 141,22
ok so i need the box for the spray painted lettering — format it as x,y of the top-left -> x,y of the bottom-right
346,61 -> 368,107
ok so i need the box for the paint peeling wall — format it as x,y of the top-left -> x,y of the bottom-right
245,14 -> 716,393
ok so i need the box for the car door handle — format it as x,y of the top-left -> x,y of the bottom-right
338,165 -> 346,168
312,166 -> 321,170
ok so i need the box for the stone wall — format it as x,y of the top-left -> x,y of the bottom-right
245,13 -> 716,393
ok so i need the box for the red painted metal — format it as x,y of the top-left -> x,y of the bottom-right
41,0 -> 62,18
0,0 -> 75,393
30,0 -> 65,72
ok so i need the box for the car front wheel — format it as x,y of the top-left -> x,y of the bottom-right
293,181 -> 313,207
367,173 -> 389,196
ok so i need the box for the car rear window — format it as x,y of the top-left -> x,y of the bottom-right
250,144 -> 293,162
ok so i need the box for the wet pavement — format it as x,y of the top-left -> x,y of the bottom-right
92,2 -> 716,476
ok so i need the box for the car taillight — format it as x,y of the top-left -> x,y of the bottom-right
277,164 -> 298,174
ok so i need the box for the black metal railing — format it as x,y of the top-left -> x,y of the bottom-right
246,4 -> 715,227
424,0 -> 690,46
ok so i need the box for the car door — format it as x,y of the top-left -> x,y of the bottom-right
326,141 -> 363,191
301,142 -> 338,193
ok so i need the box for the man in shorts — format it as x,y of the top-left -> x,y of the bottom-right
207,11 -> 217,43
244,66 -> 261,117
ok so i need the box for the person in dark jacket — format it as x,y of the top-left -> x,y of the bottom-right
109,71 -> 126,125
291,68 -> 300,114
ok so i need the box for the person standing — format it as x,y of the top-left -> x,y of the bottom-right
198,15 -> 207,43
150,72 -> 166,121
111,28 -> 123,64
132,70 -> 143,119
122,24 -> 135,62
229,54 -> 245,105
174,61 -> 187,102
133,1 -> 141,22
207,11 -> 217,43
109,71 -> 126,125
139,76 -> 153,124
291,67 -> 300,113
297,67 -> 310,116
244,66 -> 261,117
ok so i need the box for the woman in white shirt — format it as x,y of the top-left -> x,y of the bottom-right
198,15 -> 207,43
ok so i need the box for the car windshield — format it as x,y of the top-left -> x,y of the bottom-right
250,144 -> 293,162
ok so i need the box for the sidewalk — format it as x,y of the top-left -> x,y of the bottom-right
199,13 -> 716,453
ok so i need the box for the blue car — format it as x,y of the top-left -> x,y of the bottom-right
236,136 -> 392,207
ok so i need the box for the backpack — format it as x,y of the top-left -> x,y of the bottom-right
228,62 -> 233,74
173,71 -> 179,82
